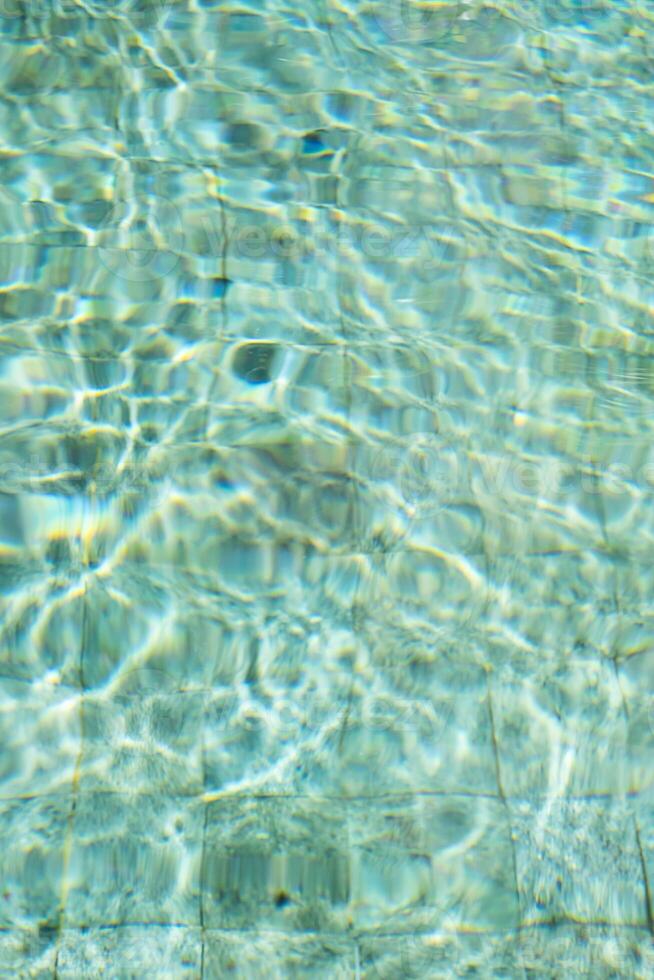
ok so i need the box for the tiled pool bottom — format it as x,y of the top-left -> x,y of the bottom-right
3,0 -> 654,977
2,586 -> 654,980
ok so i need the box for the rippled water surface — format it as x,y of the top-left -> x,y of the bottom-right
1,1 -> 654,976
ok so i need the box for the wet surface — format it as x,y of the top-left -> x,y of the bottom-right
1,1 -> 654,975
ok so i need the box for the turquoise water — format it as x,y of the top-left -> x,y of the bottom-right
1,0 -> 654,976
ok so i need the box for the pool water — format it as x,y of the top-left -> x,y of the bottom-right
1,1 -> 654,976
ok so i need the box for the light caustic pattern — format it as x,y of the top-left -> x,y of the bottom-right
1,0 -> 654,977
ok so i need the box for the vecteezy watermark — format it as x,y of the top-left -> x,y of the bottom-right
105,667 -> 191,742
367,0 -> 461,45
367,433 -> 654,534
219,215 -> 459,280
0,453 -> 157,495
371,433 -> 462,522
2,440 -> 651,519
87,187 -> 463,284
96,194 -> 185,283
540,0 -> 597,28
210,692 -> 455,738
344,693 -> 454,737
0,0 -> 171,19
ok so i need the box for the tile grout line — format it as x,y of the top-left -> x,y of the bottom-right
52,575 -> 89,978
28,919 -> 653,941
3,784 -> 646,805
485,667 -> 523,937
202,160 -> 230,445
634,823 -> 654,937
199,685 -> 210,979
334,172 -> 364,980
612,657 -> 654,936
199,802 -> 209,979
